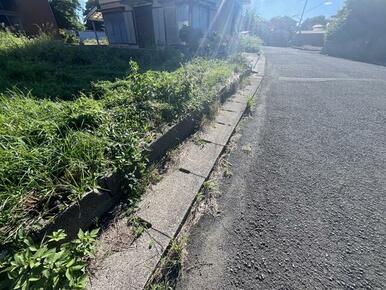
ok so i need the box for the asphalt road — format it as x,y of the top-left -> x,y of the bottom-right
176,47 -> 386,289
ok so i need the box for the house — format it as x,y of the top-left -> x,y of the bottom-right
0,0 -> 57,35
97,0 -> 243,47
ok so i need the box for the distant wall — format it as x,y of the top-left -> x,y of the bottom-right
293,32 -> 325,47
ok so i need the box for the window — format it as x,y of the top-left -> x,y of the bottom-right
125,11 -> 136,44
177,4 -> 189,29
199,6 -> 209,31
152,7 -> 166,46
191,5 -> 199,29
164,6 -> 178,44
104,11 -> 136,45
191,5 -> 209,32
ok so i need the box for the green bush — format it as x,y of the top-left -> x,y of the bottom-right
238,35 -> 262,53
323,0 -> 386,64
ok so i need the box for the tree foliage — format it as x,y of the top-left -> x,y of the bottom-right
240,10 -> 297,47
240,8 -> 264,35
49,0 -> 84,30
301,15 -> 327,30
323,0 -> 386,63
265,16 -> 297,47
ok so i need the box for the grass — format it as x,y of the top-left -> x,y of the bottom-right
0,31 -> 184,100
0,32 -> 248,246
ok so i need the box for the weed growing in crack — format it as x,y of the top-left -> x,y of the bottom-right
223,160 -> 233,178
128,216 -> 149,239
246,95 -> 256,114
196,190 -> 205,202
203,180 -> 220,194
147,237 -> 187,289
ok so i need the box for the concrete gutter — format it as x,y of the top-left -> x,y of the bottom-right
88,53 -> 266,290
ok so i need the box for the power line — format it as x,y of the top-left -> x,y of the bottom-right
298,0 -> 309,31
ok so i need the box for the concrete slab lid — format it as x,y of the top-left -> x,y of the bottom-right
178,141 -> 224,178
197,122 -> 235,146
216,109 -> 244,126
228,92 -> 250,104
137,170 -> 205,238
221,100 -> 247,114
88,228 -> 170,290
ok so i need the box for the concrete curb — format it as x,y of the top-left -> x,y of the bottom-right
88,54 -> 265,290
32,68 -> 251,242
291,45 -> 322,52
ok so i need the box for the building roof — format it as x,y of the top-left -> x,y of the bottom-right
86,6 -> 103,22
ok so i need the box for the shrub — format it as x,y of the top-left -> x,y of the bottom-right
179,25 -> 203,54
0,229 -> 98,289
323,0 -> 386,64
238,35 -> 262,53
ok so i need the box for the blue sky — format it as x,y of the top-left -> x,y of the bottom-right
79,0 -> 345,20
80,0 -> 86,10
252,0 -> 345,20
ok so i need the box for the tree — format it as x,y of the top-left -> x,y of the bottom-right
84,0 -> 103,31
267,16 -> 297,47
323,0 -> 386,63
241,8 -> 263,35
49,0 -> 84,30
301,15 -> 327,30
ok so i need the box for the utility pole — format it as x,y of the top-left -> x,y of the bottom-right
298,0 -> 309,33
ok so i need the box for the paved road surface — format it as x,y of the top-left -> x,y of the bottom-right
176,47 -> 386,289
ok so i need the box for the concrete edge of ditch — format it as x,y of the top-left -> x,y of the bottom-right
31,59 -> 256,243
87,53 -> 266,290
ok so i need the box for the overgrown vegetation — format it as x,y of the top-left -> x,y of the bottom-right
0,57 -> 243,245
239,35 -> 262,53
323,0 -> 386,64
0,31 -> 252,288
0,229 -> 98,289
147,238 -> 187,290
240,9 -> 297,47
0,31 -> 184,99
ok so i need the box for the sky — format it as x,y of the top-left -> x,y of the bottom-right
79,0 -> 345,20
251,0 -> 345,20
